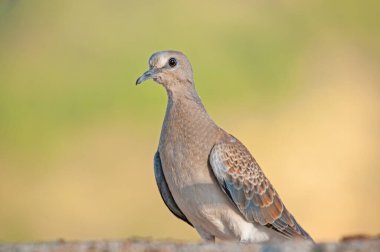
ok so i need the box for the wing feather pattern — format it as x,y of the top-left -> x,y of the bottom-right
209,139 -> 312,240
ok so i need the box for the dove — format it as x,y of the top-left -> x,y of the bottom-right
136,50 -> 313,243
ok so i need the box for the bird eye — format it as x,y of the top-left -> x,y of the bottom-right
168,58 -> 177,68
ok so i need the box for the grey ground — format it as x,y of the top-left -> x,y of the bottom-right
1,238 -> 379,252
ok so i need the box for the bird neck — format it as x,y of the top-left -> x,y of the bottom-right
159,84 -> 220,149
167,84 -> 201,102
164,85 -> 215,127
166,85 -> 205,112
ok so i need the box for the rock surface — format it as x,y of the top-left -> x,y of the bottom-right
1,238 -> 379,252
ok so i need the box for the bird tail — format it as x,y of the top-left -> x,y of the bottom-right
293,218 -> 314,242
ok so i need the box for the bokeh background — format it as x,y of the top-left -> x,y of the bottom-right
0,0 -> 379,243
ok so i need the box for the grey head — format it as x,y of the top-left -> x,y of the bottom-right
136,51 -> 195,92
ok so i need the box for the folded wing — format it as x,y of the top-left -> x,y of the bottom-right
209,139 -> 312,240
154,151 -> 192,226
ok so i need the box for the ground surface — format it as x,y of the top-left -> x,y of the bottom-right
1,238 -> 380,252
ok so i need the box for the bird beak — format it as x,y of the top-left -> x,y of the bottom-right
136,68 -> 156,85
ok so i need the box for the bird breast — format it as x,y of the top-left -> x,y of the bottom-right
158,97 -> 221,187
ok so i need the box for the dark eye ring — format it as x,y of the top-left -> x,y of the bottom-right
168,57 -> 177,68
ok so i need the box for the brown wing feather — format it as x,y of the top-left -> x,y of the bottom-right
209,137 -> 312,240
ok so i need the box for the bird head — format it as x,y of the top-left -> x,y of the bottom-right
136,51 -> 194,91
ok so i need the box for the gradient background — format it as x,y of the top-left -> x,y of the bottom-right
0,0 -> 379,243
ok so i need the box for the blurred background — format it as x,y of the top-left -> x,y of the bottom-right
0,0 -> 379,243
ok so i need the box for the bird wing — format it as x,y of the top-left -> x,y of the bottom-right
209,138 -> 312,240
154,151 -> 192,226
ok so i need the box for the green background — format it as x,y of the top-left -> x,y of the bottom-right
0,0 -> 379,242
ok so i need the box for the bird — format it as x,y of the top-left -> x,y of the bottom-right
136,50 -> 313,243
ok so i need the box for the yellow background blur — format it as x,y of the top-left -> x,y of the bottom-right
0,0 -> 379,243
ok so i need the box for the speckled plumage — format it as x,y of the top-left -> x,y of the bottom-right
136,50 -> 313,242
210,140 -> 312,240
